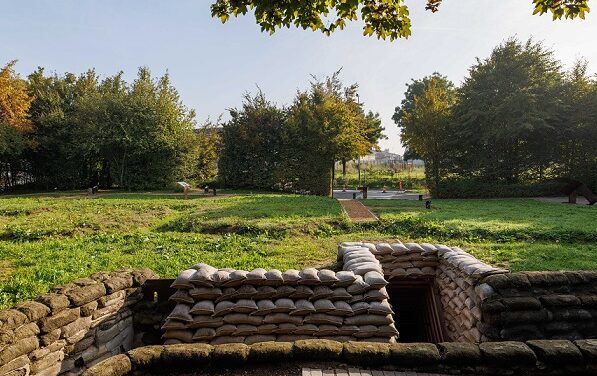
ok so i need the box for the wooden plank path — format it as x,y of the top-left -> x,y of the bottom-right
338,199 -> 378,222
302,369 -> 449,376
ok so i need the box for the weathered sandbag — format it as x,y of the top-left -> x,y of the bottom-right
253,286 -> 277,300
298,268 -> 320,285
277,334 -> 312,342
213,301 -> 235,317
359,337 -> 394,343
421,266 -> 436,275
169,290 -> 194,304
168,304 -> 193,322
192,327 -> 216,341
344,314 -> 393,326
273,298 -> 296,313
256,324 -> 277,334
330,301 -> 353,316
210,336 -> 245,345
318,325 -> 339,336
330,287 -> 352,301
190,265 -> 217,287
264,269 -> 284,286
404,243 -> 425,252
224,270 -> 248,287
190,300 -> 215,315
312,286 -> 334,300
364,271 -> 388,289
368,300 -> 394,315
350,294 -> 364,304
347,275 -> 370,294
290,286 -> 313,299
244,335 -> 276,345
233,324 -> 258,336
390,243 -> 410,255
252,300 -> 276,316
163,329 -> 193,343
263,313 -> 303,325
354,325 -> 379,338
388,269 -> 408,278
223,313 -> 263,326
234,299 -> 258,314
337,325 -> 359,336
275,323 -> 297,335
234,285 -> 258,299
303,314 -> 343,326
291,299 -> 316,316
216,324 -> 237,336
164,339 -> 182,345
188,315 -> 224,329
321,336 -> 354,342
212,270 -> 231,285
389,261 -> 414,269
189,287 -> 222,300
350,302 -> 370,315
344,256 -> 376,270
371,243 -> 393,256
216,287 -> 237,302
171,269 -> 195,289
313,299 -> 336,313
364,287 -> 388,302
294,324 -> 319,335
377,323 -> 399,337
273,285 -> 296,299
334,271 -> 357,287
318,270 -> 339,285
282,269 -> 301,284
246,268 -> 267,284
351,262 -> 382,276
161,319 -> 187,330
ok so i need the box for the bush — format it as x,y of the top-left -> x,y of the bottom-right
435,180 -> 562,199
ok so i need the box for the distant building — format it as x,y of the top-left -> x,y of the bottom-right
360,149 -> 403,164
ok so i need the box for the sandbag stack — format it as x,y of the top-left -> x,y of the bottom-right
163,260 -> 398,345
358,241 -> 439,279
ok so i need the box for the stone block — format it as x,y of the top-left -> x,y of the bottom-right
0,310 -> 28,331
81,354 -> 131,376
80,301 -> 99,317
40,308 -> 80,333
249,341 -> 293,362
212,343 -> 250,365
526,339 -> 583,364
98,291 -> 126,308
438,342 -> 482,365
16,301 -> 50,322
30,349 -> 64,374
14,322 -> 40,340
103,275 -> 134,294
293,339 -> 343,361
131,269 -> 159,286
61,316 -> 92,338
479,341 -> 536,366
161,343 -> 212,365
65,284 -> 106,307
343,341 -> 390,366
0,336 -> 39,365
574,339 -> 597,361
389,342 -> 440,366
0,355 -> 29,375
40,329 -> 61,347
36,294 -> 70,314
127,345 -> 165,368
96,322 -> 121,344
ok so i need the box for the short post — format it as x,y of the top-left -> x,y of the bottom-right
418,194 -> 423,201
212,187 -> 217,196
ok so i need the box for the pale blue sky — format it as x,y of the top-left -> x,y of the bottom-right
3,1 -> 596,153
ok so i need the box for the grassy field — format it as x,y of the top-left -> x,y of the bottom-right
334,165 -> 426,190
0,191 -> 595,308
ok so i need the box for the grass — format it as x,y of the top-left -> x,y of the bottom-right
0,191 -> 595,308
334,165 -> 426,190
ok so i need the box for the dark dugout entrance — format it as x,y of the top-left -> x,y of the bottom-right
387,279 -> 446,343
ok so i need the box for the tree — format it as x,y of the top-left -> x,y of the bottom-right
195,120 -> 221,184
211,0 -> 590,41
393,73 -> 455,195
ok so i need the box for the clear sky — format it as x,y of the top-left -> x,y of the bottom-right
2,0 -> 596,153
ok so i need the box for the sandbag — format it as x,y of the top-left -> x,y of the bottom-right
234,299 -> 258,314
263,313 -> 303,325
215,324 -> 237,336
368,300 -> 394,315
161,319 -> 187,330
245,335 -> 276,345
364,271 -> 388,289
170,269 -> 195,289
247,268 -> 267,284
213,301 -> 235,317
163,329 -> 193,343
371,243 -> 393,256
167,304 -> 193,322
234,285 -> 258,299
169,290 -> 194,304
354,325 -> 379,338
330,287 -> 352,301
347,275 -> 370,294
210,336 -> 245,345
350,302 -> 370,315
192,327 -> 216,341
317,269 -> 339,285
256,324 -> 277,334
313,299 -> 335,313
188,315 -> 224,329
190,300 -> 215,315
277,334 -> 311,342
344,314 -> 393,326
377,323 -> 399,337
290,299 -> 316,316
224,270 -> 248,287
303,313 -> 343,326
282,269 -> 301,284
273,298 -> 296,313
252,300 -> 276,316
298,268 -> 320,285
337,325 -> 359,336
330,301 -> 353,316
289,286 -> 313,299
317,324 -> 339,336
190,265 -> 217,287
275,323 -> 297,335
294,324 -> 318,335
364,288 -> 388,302
264,269 -> 284,285
351,262 -> 382,276
233,324 -> 258,336
273,285 -> 296,299
311,286 -> 334,300
254,286 -> 277,300
212,270 -> 231,285
334,271 -> 357,287
223,313 -> 263,326
189,287 -> 222,300
216,287 -> 237,302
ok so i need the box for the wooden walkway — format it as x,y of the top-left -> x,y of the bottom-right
338,200 -> 378,222
302,369 -> 448,376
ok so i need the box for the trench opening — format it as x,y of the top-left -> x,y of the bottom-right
387,279 -> 446,343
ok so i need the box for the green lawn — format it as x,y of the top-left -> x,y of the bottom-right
0,191 -> 595,309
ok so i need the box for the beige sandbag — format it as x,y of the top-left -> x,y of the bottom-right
317,324 -> 339,336
334,271 -> 357,287
290,299 -> 316,316
234,299 -> 258,313
189,287 -> 222,300
170,269 -> 195,289
313,299 -> 335,313
350,302 -> 370,315
169,290 -> 194,304
368,300 -> 394,315
224,270 -> 248,287
254,286 -> 277,300
212,270 -> 231,285
371,243 -> 393,256
190,300 -> 215,315
289,285 -> 313,299
233,324 -> 258,336
317,269 -> 339,285
344,314 -> 393,326
272,285 -> 296,299
390,243 -> 410,255
192,327 -> 216,341
188,315 -> 224,329
404,243 -> 425,252
347,275 -> 370,294
311,286 -> 334,300
161,319 -> 187,330
213,301 -> 235,317
364,271 -> 388,289
273,298 -> 296,313
190,265 -> 217,287
223,313 -> 263,326
264,269 -> 284,285
351,263 -> 383,276
246,268 -> 267,284
354,325 -> 379,338
256,324 -> 277,334
330,301 -> 353,316
330,287 -> 352,301
298,268 -> 320,285
244,335 -> 276,345
303,313 -> 343,326
282,269 -> 301,284
215,324 -> 237,336
163,329 -> 193,343
210,336 -> 245,345
344,255 -> 375,268
275,323 -> 297,335
294,324 -> 318,335
167,304 -> 193,322
234,285 -> 258,299
337,325 -> 359,336
252,300 -> 276,316
263,313 -> 303,325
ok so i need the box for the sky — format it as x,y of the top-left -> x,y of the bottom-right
2,1 -> 597,154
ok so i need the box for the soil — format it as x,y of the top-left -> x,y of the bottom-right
339,200 -> 378,222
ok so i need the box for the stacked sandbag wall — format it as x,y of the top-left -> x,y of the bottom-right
163,245 -> 397,345
0,268 -> 158,376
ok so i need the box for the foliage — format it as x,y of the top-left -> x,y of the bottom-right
210,0 -> 590,41
195,120 -> 221,184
